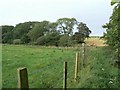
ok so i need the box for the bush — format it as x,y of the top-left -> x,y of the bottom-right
45,32 -> 60,46
36,36 -> 48,45
59,35 -> 72,46
21,35 -> 30,44
36,32 -> 60,46
13,39 -> 22,44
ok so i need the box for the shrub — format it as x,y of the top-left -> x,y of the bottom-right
21,35 -> 30,44
59,35 -> 72,46
13,39 -> 22,44
36,36 -> 48,45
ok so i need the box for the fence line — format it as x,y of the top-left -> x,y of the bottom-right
17,44 -> 87,88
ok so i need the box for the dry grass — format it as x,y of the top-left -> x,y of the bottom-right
85,37 -> 107,46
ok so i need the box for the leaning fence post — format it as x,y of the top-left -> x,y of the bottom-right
18,67 -> 29,90
75,48 -> 78,81
63,62 -> 67,90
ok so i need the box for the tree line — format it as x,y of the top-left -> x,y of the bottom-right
2,18 -> 91,46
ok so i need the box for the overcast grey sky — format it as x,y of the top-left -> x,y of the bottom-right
0,0 -> 113,36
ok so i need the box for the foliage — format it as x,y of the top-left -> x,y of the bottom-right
59,35 -> 71,46
36,36 -> 48,45
2,18 -> 91,46
2,25 -> 14,44
28,21 -> 50,41
79,46 -> 118,88
36,32 -> 60,46
45,32 -> 60,46
111,0 -> 119,5
13,39 -> 22,44
72,22 -> 91,43
21,34 -> 30,44
77,22 -> 91,38
57,18 -> 77,35
48,22 -> 58,32
72,32 -> 85,43
103,1 -> 120,58
2,25 -> 14,34
13,22 -> 33,39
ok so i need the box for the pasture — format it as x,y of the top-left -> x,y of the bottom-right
2,45 -> 118,88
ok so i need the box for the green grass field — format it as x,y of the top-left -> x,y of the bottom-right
2,45 -> 119,88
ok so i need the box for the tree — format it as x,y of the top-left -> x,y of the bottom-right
72,32 -> 85,43
72,22 -> 91,43
59,35 -> 71,46
36,32 -> 60,46
103,0 -> 120,66
13,22 -> 33,39
28,21 -> 50,42
77,22 -> 91,38
103,0 -> 120,50
45,32 -> 60,46
2,25 -> 14,44
21,34 -> 30,44
36,36 -> 48,45
48,22 -> 58,33
57,18 -> 77,35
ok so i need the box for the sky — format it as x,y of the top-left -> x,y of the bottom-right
0,0 -> 113,36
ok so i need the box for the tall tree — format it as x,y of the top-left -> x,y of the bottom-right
13,22 -> 33,39
103,0 -> 120,50
103,0 -> 120,66
28,21 -> 50,41
57,18 -> 77,35
48,22 -> 58,33
77,22 -> 91,38
72,22 -> 91,43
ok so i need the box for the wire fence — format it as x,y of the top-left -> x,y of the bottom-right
17,44 -> 86,89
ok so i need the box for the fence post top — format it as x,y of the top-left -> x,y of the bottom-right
17,67 -> 27,71
64,61 -> 67,63
76,48 -> 78,51
82,43 -> 85,46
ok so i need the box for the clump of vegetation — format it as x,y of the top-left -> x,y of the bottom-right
13,39 -> 22,44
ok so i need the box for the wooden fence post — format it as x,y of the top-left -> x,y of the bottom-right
18,67 -> 29,90
82,43 -> 85,68
75,48 -> 78,81
63,62 -> 67,90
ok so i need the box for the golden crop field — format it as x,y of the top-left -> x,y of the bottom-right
85,37 -> 107,46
